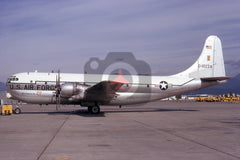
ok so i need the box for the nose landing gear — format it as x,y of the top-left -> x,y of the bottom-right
13,105 -> 22,114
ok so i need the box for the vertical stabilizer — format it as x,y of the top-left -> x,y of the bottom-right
177,36 -> 226,79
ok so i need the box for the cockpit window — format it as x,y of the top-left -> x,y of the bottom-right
7,76 -> 19,83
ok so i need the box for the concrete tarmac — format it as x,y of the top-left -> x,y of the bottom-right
0,101 -> 239,160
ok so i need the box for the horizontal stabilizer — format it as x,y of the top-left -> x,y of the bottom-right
201,77 -> 229,81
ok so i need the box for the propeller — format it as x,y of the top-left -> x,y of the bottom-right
55,70 -> 61,110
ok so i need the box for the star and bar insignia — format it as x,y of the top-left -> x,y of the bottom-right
159,81 -> 168,90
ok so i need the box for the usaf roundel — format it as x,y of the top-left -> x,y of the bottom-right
159,81 -> 168,90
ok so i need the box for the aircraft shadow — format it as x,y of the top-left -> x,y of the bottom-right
19,108 -> 198,117
21,110 -> 106,117
104,108 -> 199,113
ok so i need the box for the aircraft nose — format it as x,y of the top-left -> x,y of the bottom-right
7,76 -> 12,83
6,82 -> 13,92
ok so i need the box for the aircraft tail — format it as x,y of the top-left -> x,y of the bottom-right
177,35 -> 228,80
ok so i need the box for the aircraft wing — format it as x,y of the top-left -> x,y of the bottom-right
84,81 -> 123,103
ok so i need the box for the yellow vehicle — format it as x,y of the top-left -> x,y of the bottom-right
195,97 -> 205,102
1,105 -> 13,115
195,95 -> 240,103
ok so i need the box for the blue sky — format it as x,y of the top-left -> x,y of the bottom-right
0,0 -> 240,81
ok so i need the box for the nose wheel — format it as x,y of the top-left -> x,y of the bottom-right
88,105 -> 100,114
13,106 -> 22,114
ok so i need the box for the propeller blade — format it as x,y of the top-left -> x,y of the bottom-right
55,70 -> 61,110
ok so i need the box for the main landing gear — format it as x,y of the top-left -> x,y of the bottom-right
88,105 -> 100,114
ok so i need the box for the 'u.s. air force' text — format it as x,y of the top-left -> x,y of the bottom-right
8,84 -> 56,90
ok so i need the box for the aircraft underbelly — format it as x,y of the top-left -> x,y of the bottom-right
11,90 -> 55,104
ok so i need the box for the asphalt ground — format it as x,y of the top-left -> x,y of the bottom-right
0,101 -> 239,160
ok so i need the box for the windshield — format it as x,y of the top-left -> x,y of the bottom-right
7,76 -> 19,83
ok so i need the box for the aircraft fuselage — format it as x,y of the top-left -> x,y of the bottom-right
6,72 -> 223,106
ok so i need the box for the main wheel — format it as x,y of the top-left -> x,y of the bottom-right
90,105 -> 100,114
14,108 -> 22,114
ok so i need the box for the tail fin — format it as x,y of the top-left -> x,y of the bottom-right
177,35 -> 228,80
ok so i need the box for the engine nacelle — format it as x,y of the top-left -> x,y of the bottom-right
60,83 -> 87,99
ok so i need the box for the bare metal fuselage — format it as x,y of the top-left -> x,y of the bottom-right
6,73 -> 224,106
